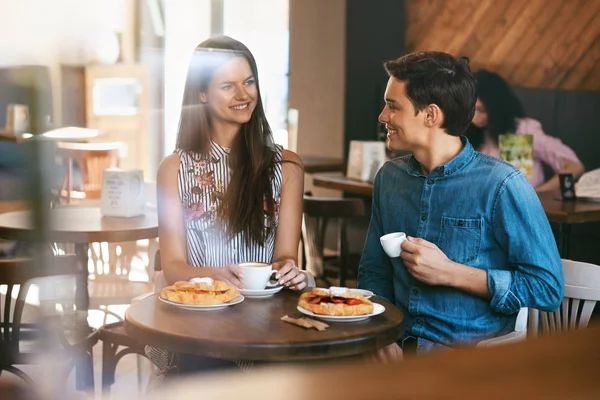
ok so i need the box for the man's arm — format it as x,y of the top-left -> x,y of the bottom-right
487,171 -> 564,314
400,171 -> 564,314
357,169 -> 395,303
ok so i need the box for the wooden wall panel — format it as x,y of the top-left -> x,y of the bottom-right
405,0 -> 600,90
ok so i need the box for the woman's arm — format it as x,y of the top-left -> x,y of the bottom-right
157,154 -> 243,287
535,158 -> 585,192
521,119 -> 585,192
271,149 -> 306,289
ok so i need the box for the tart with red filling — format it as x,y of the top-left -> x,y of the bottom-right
298,287 -> 374,316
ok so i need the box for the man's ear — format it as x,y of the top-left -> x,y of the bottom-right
423,104 -> 443,128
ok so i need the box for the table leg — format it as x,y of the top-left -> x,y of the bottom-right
74,243 -> 90,312
558,223 -> 571,259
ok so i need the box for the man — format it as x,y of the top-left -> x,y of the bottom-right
358,52 -> 563,355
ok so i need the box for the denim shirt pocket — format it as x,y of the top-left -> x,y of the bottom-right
438,216 -> 482,264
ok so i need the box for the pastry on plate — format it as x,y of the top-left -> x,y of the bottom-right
160,277 -> 240,305
298,287 -> 374,316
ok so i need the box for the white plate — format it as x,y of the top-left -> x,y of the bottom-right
297,303 -> 385,322
159,295 -> 244,311
239,285 -> 284,298
349,288 -> 374,298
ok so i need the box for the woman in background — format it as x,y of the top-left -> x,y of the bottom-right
466,69 -> 584,191
152,36 -> 306,377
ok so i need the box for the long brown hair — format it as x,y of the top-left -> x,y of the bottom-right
176,36 -> 277,245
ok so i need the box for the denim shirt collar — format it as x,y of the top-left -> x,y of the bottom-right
407,136 -> 475,178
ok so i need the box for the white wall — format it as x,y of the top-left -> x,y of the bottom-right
288,0 -> 346,196
163,0 -> 212,156
0,0 -> 126,125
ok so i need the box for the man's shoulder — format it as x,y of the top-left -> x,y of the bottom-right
380,155 -> 412,175
470,152 -> 521,182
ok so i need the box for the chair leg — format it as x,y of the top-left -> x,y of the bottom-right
102,341 -> 119,396
4,366 -> 35,385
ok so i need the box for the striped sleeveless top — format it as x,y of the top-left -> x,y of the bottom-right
175,141 -> 283,267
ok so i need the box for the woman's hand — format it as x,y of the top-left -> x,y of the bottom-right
272,259 -> 306,291
206,265 -> 245,289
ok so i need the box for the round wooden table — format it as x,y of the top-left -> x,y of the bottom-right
125,290 -> 404,361
0,207 -> 158,243
0,207 -> 158,311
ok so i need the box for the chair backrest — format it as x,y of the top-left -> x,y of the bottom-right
533,259 -> 600,336
0,255 -> 79,362
302,196 -> 365,279
56,141 -> 124,201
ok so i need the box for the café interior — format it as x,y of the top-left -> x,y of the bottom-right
1,0 -> 600,399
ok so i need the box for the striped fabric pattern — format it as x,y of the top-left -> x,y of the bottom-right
177,141 -> 282,267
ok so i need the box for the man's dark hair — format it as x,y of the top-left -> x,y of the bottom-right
383,52 -> 476,136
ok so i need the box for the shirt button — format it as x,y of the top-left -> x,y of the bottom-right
458,220 -> 464,226
421,215 -> 427,221
415,317 -> 423,324
427,179 -> 433,184
412,288 -> 419,295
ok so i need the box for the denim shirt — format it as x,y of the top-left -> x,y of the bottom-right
358,137 -> 563,352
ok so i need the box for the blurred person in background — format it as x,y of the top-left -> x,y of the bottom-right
466,69 -> 584,192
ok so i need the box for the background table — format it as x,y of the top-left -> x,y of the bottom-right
125,289 -> 404,361
0,207 -> 158,310
313,175 -> 600,257
300,155 -> 345,174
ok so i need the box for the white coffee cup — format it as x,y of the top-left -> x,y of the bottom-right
239,262 -> 280,290
380,232 -> 407,258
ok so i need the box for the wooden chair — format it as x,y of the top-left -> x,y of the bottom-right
529,259 -> 600,337
98,250 -> 161,395
55,141 -> 124,204
302,196 -> 365,287
0,255 -> 98,391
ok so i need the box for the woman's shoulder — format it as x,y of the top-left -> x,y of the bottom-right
157,153 -> 181,182
281,148 -> 303,166
515,117 -> 544,135
280,149 -> 304,183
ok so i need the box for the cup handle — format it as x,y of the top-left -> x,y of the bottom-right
266,270 -> 280,287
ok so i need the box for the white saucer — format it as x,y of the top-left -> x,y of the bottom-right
297,303 -> 385,322
239,285 -> 284,298
159,295 -> 244,311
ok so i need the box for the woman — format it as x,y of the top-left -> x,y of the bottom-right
466,69 -> 584,191
152,36 -> 306,375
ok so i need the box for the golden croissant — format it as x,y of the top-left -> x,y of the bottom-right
160,280 -> 240,305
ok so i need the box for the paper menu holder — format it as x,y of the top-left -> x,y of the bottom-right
346,141 -> 386,182
100,168 -> 145,217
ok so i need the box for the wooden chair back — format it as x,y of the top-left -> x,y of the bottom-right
56,141 -> 124,202
530,259 -> 600,336
301,196 -> 365,285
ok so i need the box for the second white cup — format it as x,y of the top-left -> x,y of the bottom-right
239,262 -> 279,290
380,232 -> 407,258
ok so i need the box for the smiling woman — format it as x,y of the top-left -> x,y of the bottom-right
151,35 -> 306,379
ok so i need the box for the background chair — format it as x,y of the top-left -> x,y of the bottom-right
55,141 -> 125,204
0,255 -> 98,391
529,259 -> 600,337
301,196 -> 365,287
476,307 -> 529,347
